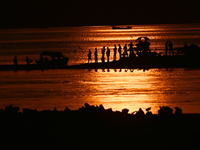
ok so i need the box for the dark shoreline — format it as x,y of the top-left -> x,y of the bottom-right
1,104 -> 200,149
1,56 -> 200,71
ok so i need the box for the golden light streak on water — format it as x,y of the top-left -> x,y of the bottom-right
1,24 -> 200,114
79,69 -> 164,114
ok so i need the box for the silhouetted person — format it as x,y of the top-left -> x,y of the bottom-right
129,50 -> 135,58
183,41 -> 188,53
101,46 -> 105,63
122,52 -> 126,58
113,45 -> 117,61
144,40 -> 150,53
106,47 -> 110,62
44,57 -> 49,64
129,42 -> 135,57
39,56 -> 44,63
56,56 -> 61,66
129,41 -> 134,53
175,107 -> 182,115
14,56 -> 18,66
26,57 -> 30,66
88,49 -> 91,63
124,44 -> 128,57
50,57 -> 56,66
57,56 -> 61,61
169,41 -> 174,55
94,48 -> 98,63
118,44 -> 122,59
165,41 -> 169,55
184,41 -> 188,49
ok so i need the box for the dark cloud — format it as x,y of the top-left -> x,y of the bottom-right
1,0 -> 200,28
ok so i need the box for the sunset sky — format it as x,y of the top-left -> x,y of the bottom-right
1,0 -> 200,28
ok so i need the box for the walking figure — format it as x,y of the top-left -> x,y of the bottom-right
106,47 -> 110,62
14,56 -> 18,66
94,48 -> 98,63
129,42 -> 134,53
45,57 -> 49,64
123,44 -> 128,57
168,41 -> 174,55
26,57 -> 30,66
101,46 -> 105,63
165,41 -> 169,55
118,44 -> 122,59
39,56 -> 44,63
88,49 -> 91,63
113,45 -> 117,61
183,41 -> 188,53
128,42 -> 134,57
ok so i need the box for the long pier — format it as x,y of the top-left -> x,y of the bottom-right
1,54 -> 200,71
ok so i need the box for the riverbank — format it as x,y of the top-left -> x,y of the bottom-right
1,104 -> 200,149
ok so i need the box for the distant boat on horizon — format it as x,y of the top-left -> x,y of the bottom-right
112,26 -> 132,29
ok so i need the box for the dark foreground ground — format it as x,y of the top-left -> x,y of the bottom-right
1,104 -> 200,150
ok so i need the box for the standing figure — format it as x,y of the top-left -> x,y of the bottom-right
45,57 -> 49,65
26,57 -> 30,66
101,46 -> 106,63
184,41 -> 188,49
39,56 -> 44,63
106,47 -> 110,62
129,42 -> 134,53
183,41 -> 188,53
168,41 -> 174,55
124,44 -> 128,57
128,41 -> 134,57
94,48 -> 98,63
113,45 -> 117,61
88,49 -> 92,63
165,41 -> 169,55
118,44 -> 122,59
14,56 -> 18,66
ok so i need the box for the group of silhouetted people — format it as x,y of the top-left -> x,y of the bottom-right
87,42 -> 136,63
13,56 -> 33,66
165,41 -> 190,55
87,40 -> 193,63
39,55 -> 49,64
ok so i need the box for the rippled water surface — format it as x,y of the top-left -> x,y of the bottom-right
0,24 -> 200,113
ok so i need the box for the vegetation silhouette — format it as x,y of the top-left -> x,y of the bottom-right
1,103 -> 199,149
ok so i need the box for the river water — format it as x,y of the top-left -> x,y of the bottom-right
0,23 -> 200,114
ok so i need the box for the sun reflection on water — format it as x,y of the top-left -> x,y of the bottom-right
78,68 -> 200,114
1,24 -> 200,113
81,69 -> 165,114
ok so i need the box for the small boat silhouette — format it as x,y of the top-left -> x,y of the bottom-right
112,26 -> 132,29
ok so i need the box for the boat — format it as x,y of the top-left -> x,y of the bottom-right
0,51 -> 69,71
35,51 -> 69,67
112,26 -> 132,29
